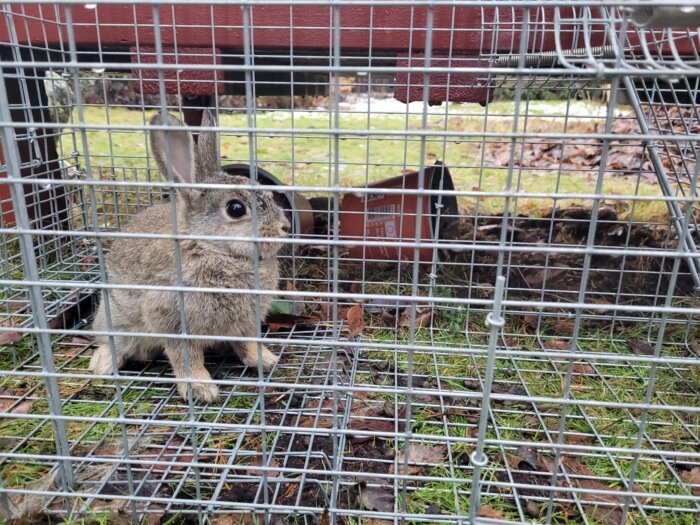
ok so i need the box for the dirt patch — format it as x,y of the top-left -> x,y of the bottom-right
438,205 -> 696,305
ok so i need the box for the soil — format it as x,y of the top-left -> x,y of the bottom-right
441,206 -> 697,301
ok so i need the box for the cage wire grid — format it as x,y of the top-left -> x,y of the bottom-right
0,1 -> 699,524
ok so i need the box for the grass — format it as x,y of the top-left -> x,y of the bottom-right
61,103 -> 669,226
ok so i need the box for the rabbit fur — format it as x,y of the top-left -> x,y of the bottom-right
89,110 -> 289,402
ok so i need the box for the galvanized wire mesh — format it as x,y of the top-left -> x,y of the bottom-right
1,2 -> 699,524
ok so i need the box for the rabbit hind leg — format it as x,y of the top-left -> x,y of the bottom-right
89,335 -> 158,375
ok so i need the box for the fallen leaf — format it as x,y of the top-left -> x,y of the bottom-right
263,313 -> 319,333
552,319 -> 574,336
348,419 -> 402,442
360,486 -> 394,512
523,315 -> 539,329
507,447 -> 634,525
246,456 -> 282,478
319,508 -> 330,525
565,433 -> 595,446
210,515 -> 259,525
522,265 -> 570,288
0,295 -> 29,311
0,388 -> 34,417
390,444 -> 447,476
478,506 -> 504,519
79,255 -> 98,272
0,331 -> 24,346
506,454 -> 521,470
318,302 -> 350,321
55,348 -> 94,360
399,307 -> 433,329
379,309 -> 397,327
681,468 -> 700,496
346,304 -> 364,338
137,435 -> 194,472
629,340 -> 654,356
59,335 -> 95,346
543,340 -> 570,351
142,505 -> 166,525
572,363 -> 595,375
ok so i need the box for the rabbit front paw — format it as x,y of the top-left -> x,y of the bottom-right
239,342 -> 279,371
177,381 -> 219,403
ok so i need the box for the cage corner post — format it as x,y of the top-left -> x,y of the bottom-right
0,58 -> 74,490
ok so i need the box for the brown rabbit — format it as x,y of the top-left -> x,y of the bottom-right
89,110 -> 289,402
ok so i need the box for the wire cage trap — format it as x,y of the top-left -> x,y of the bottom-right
1,2 -> 700,524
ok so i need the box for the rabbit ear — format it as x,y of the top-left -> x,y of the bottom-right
149,112 -> 196,185
196,108 -> 220,177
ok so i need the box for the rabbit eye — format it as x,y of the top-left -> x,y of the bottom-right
225,199 -> 246,219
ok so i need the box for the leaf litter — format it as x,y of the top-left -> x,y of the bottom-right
0,388 -> 34,418
481,107 -> 697,182
390,444 -> 447,477
498,445 -> 651,524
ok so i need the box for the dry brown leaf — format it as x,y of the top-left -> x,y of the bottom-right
299,396 -> 343,428
62,335 -> 95,346
572,363 -> 595,375
511,448 -> 633,525
0,331 -> 24,346
552,319 -> 574,336
246,456 -> 282,478
348,419 -> 401,442
629,340 -> 654,356
543,340 -> 570,351
565,433 -> 596,446
319,508 -> 330,525
0,388 -> 34,417
318,302 -> 350,322
390,444 -> 447,476
399,307 -> 433,330
210,515 -> 259,525
346,304 -> 365,338
523,315 -> 539,329
264,313 -> 319,333
506,454 -> 522,470
137,435 -> 194,472
478,506 -> 504,519
1,294 -> 29,311
55,348 -> 95,360
142,505 -> 166,525
379,309 -> 397,327
681,468 -> 700,496
523,266 -> 570,288
360,486 -> 394,512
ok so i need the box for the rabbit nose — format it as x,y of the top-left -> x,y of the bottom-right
281,222 -> 291,234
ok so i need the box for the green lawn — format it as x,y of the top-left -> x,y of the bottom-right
59,103 -> 667,221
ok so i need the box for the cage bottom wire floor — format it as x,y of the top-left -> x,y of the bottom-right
1,294 -> 699,524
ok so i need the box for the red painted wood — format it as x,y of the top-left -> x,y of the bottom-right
0,4 -> 694,104
394,54 -> 494,104
132,47 -> 222,95
0,5 -> 693,56
2,4 -> 577,52
0,149 -> 14,226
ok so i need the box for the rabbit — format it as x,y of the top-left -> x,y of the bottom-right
89,109 -> 290,402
